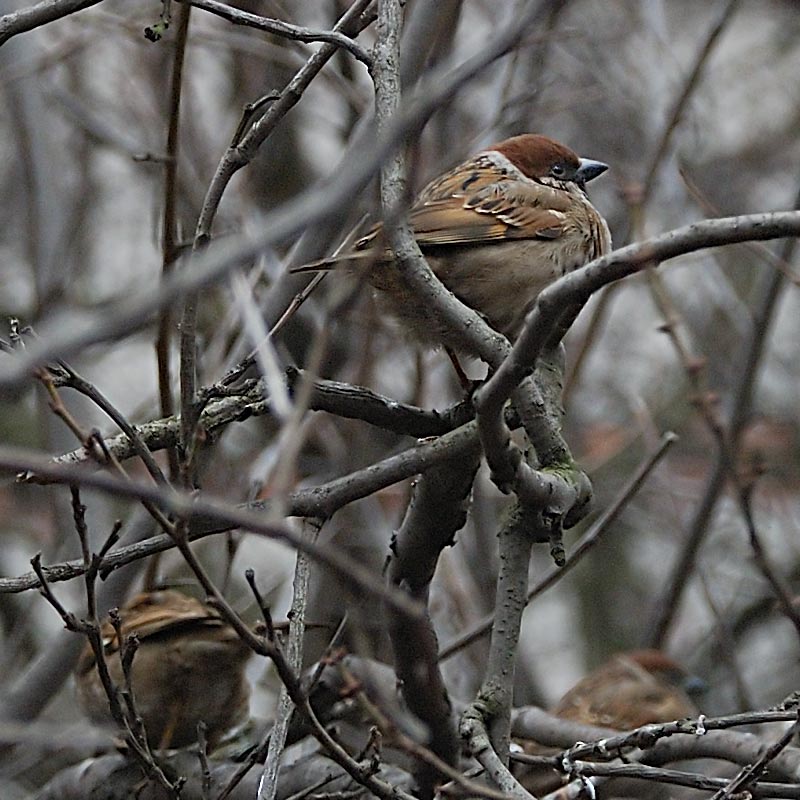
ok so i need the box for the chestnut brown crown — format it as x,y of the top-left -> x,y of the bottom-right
491,133 -> 608,185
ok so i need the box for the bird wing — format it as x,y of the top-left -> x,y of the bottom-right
410,185 -> 566,245
357,153 -> 572,249
92,592 -> 224,656
554,667 -> 696,729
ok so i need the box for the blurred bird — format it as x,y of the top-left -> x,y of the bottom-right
76,590 -> 252,751
514,650 -> 701,793
293,133 -> 611,356
550,649 -> 700,729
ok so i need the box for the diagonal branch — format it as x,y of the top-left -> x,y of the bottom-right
178,0 -> 372,66
475,210 -> 800,451
0,0 -> 104,46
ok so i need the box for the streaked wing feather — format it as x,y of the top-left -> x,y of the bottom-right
410,187 -> 565,246
338,154 -> 571,252
409,201 -> 512,245
417,154 -> 511,201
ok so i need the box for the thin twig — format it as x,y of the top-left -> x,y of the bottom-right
259,521 -> 319,800
737,487 -> 800,642
178,0 -> 372,67
51,359 -> 169,485
649,181 -> 800,646
709,710 -> 800,800
640,0 -> 743,207
155,0 -> 192,482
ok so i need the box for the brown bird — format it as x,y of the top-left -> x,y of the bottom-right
75,590 -> 252,751
295,133 -> 611,355
551,649 -> 700,729
514,650 -> 701,794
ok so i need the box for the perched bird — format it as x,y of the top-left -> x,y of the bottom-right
550,649 -> 700,729
295,133 -> 611,354
75,590 -> 252,751
514,650 -> 701,794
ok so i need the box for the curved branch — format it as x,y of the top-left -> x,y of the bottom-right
0,0 -> 103,46
180,0 -> 372,66
475,211 -> 800,451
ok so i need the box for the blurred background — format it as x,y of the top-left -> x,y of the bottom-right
1,0 -> 800,795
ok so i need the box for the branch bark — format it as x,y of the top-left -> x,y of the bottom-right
0,0 -> 103,46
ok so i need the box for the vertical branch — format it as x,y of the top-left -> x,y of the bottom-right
462,345 -> 574,797
258,522 -> 318,800
374,0 -> 406,206
372,3 -> 472,796
481,514 -> 535,762
387,451 -> 480,798
156,2 -> 192,482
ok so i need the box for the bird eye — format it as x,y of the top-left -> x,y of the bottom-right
550,164 -> 566,177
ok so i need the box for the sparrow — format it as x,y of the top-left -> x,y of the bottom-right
513,650 -> 702,794
75,590 -> 252,751
550,649 -> 701,729
294,133 -> 611,354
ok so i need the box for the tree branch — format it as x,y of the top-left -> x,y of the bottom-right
0,0 -> 104,46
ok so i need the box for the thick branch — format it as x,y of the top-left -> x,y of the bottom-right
387,452 -> 479,797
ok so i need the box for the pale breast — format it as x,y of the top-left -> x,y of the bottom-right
368,182 -> 610,354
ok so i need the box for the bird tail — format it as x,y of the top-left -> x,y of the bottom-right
288,215 -> 377,274
288,250 -> 374,274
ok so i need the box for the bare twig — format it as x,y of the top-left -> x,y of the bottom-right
709,710 -> 800,799
193,0 -> 374,245
177,0 -> 372,67
50,359 -> 168,485
259,522 -> 319,800
155,0 -> 192,482
640,0 -> 743,207
27,372 -> 479,480
737,487 -> 800,643
0,0 -> 104,46
649,183 -> 800,646
30,554 -> 180,795
0,445 -> 424,621
512,752 -> 800,798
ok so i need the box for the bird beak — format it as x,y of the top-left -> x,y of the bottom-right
576,158 -> 609,184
